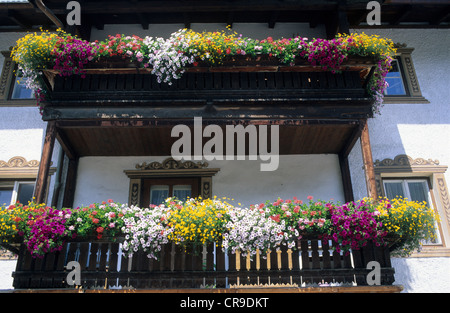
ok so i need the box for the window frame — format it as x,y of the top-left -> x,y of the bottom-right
124,157 -> 220,208
382,177 -> 443,245
374,154 -> 450,257
142,177 -> 200,207
382,46 -> 429,104
0,50 -> 36,106
0,156 -> 56,204
384,57 -> 408,97
0,180 -> 35,206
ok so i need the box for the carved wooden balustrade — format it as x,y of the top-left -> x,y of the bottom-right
12,237 -> 395,289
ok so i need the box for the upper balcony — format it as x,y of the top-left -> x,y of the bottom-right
41,56 -> 377,122
9,29 -> 394,124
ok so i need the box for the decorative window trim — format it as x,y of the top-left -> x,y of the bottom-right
383,46 -> 429,104
124,157 -> 220,207
374,154 -> 450,257
0,50 -> 36,106
0,156 -> 56,179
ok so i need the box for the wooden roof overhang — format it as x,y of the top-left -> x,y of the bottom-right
1,1 -> 449,39
40,61 -> 374,159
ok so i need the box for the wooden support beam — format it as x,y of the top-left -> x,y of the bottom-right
391,5 -> 413,25
7,10 -> 31,28
360,120 -> 378,199
34,121 -> 56,204
338,7 -> 350,35
62,156 -> 79,208
339,153 -> 354,203
340,120 -> 365,158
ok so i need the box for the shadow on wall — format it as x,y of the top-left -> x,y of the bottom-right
391,258 -> 414,293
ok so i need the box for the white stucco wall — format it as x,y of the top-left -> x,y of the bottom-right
73,154 -> 345,208
348,28 -> 450,293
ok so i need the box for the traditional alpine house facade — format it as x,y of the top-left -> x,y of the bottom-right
0,0 -> 449,292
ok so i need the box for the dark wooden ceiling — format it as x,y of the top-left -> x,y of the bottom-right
57,123 -> 357,157
1,0 -> 449,39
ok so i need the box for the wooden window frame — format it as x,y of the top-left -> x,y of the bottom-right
383,46 -> 429,104
374,154 -> 450,257
142,177 -> 199,207
0,50 -> 36,106
0,156 -> 56,204
124,157 -> 220,207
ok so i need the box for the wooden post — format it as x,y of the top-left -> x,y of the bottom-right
62,157 -> 79,208
339,153 -> 354,203
360,120 -> 378,199
34,121 -> 56,204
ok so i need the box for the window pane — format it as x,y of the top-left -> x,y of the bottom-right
0,189 -> 13,206
150,185 -> 169,205
384,60 -> 407,96
11,77 -> 34,99
17,183 -> 34,205
173,185 -> 192,201
407,182 -> 428,203
384,182 -> 405,199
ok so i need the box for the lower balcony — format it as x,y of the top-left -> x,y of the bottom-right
11,238 -> 402,293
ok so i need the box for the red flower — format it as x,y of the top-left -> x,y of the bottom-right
92,218 -> 99,224
270,214 -> 280,223
96,226 -> 104,233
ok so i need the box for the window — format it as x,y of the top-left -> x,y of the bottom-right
382,46 -> 429,104
0,156 -> 56,206
0,181 -> 35,206
124,157 -> 220,208
10,76 -> 34,100
374,154 -> 450,257
384,58 -> 407,96
0,50 -> 36,105
143,178 -> 198,206
383,178 -> 441,244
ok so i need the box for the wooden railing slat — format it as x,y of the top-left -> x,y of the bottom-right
11,239 -> 396,289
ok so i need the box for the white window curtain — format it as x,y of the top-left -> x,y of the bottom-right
150,185 -> 169,205
173,185 -> 192,201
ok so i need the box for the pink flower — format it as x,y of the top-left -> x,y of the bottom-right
307,196 -> 313,200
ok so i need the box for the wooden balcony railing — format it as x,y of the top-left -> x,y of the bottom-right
12,237 -> 395,290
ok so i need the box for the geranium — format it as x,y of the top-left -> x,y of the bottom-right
95,34 -> 148,63
67,199 -> 125,240
262,196 -> 332,237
